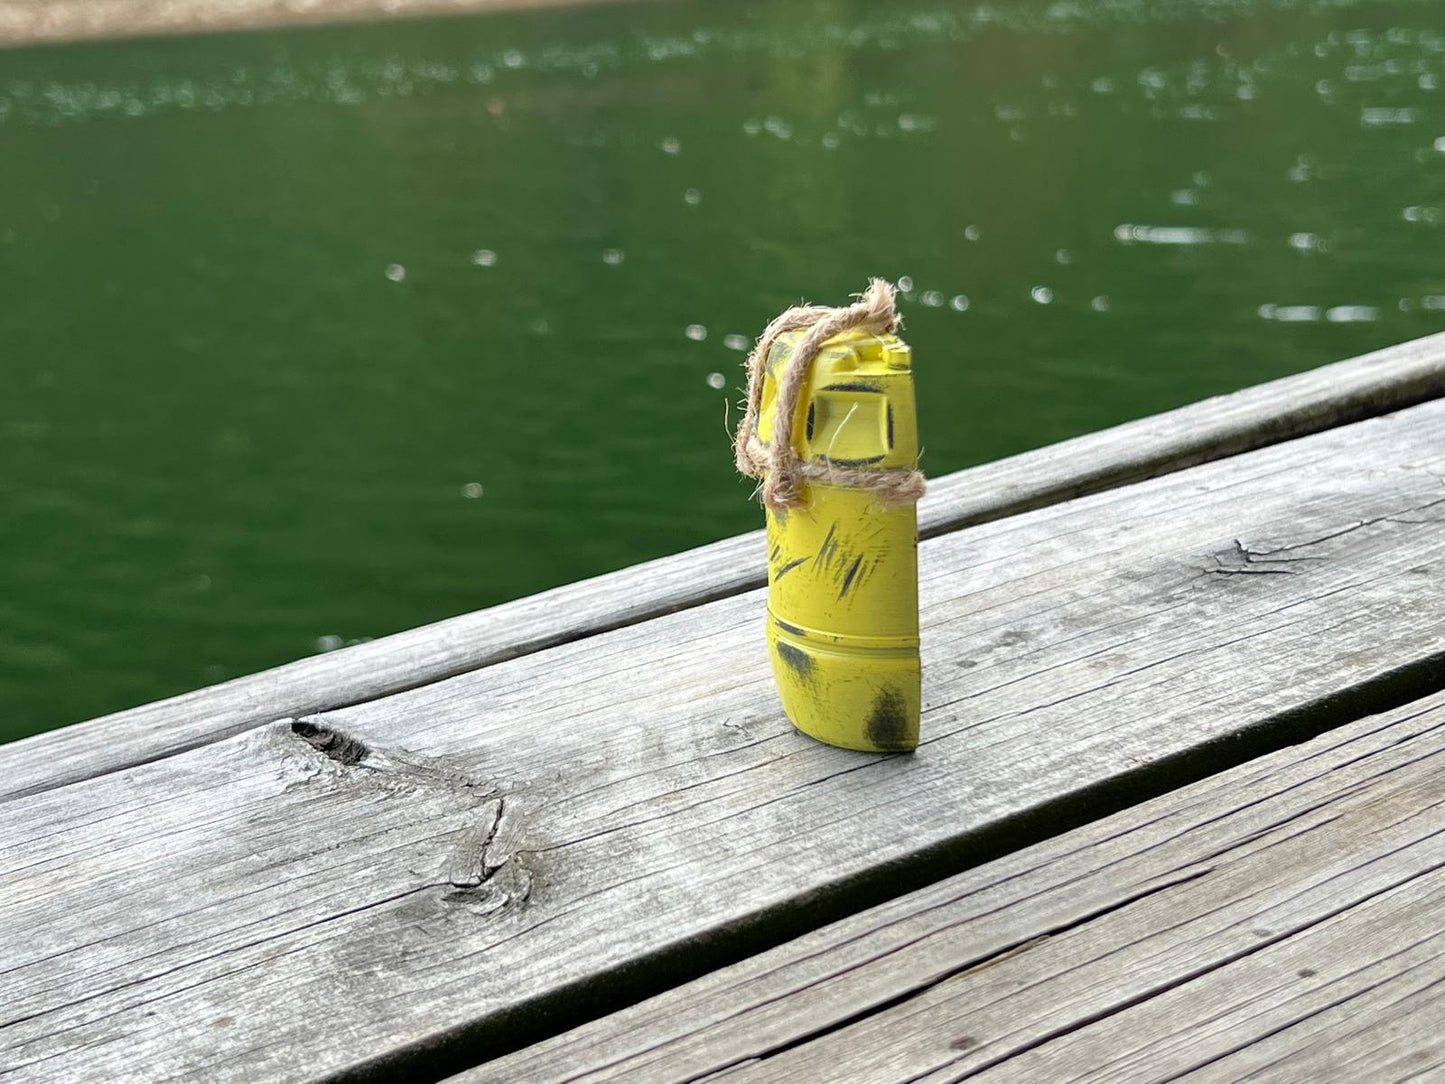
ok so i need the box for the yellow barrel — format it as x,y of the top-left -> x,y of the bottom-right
756,326 -> 920,752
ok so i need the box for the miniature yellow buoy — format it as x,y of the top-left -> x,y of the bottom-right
734,280 -> 924,752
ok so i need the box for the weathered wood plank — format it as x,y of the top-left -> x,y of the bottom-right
966,875 -> 1445,1084
2,398 -> 1444,1082
1181,953 -> 1445,1083
5,330 -> 1444,803
461,689 -> 1445,1083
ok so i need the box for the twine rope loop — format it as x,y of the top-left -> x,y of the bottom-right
733,278 -> 926,511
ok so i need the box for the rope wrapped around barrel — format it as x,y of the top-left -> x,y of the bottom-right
733,278 -> 927,511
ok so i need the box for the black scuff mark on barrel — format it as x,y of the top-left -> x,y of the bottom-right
817,524 -> 840,567
805,402 -> 815,442
822,381 -> 883,394
770,542 -> 781,561
887,405 -> 895,449
826,454 -> 886,467
775,556 -> 811,580
776,641 -> 816,681
865,690 -> 912,751
838,555 -> 864,599
774,619 -> 806,636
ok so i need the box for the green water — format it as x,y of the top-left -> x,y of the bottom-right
2,0 -> 1443,741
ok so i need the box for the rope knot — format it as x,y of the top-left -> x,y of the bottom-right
732,278 -> 926,511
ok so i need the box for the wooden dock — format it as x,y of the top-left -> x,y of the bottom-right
3,333 -> 1445,1082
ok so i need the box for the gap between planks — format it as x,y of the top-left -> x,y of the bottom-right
4,330 -> 1445,804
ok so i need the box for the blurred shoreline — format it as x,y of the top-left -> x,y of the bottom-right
0,0 -> 632,49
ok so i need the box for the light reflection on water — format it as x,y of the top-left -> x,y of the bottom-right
1,0 -> 1444,738
3,5 -> 1442,130
1258,303 -> 1381,322
1113,225 -> 1250,245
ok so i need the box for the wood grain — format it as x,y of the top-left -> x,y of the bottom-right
6,331 -> 1444,804
1,398 -> 1444,1082
1179,946 -> 1445,1083
470,688 -> 1445,1084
